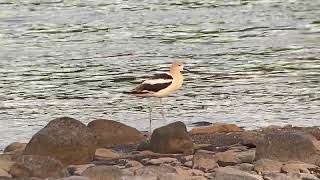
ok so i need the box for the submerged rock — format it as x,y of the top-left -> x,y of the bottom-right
24,117 -> 96,165
87,119 -> 145,148
150,121 -> 194,154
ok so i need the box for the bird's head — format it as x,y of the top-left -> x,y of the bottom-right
172,61 -> 184,72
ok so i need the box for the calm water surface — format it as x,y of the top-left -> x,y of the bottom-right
0,0 -> 319,147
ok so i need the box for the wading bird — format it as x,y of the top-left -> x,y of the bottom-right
126,61 -> 187,133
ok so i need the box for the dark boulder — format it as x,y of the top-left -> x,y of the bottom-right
149,121 -> 194,154
24,117 -> 96,165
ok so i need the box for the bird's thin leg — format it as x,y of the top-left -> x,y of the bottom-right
159,98 -> 165,120
148,104 -> 152,135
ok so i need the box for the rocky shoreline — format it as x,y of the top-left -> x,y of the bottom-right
1,117 -> 320,180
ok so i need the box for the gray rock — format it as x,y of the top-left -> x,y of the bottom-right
82,166 -> 124,180
193,150 -> 219,172
238,163 -> 254,172
213,167 -> 263,180
253,159 -> 283,175
256,131 -> 320,163
150,121 -> 194,154
9,155 -> 68,178
87,119 -> 145,148
24,117 -> 96,165
236,149 -> 256,164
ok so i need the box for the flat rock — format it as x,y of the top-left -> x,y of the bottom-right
82,165 -> 124,180
214,150 -> 241,166
281,162 -> 317,174
213,167 -> 263,180
58,176 -> 91,180
120,176 -> 157,180
24,117 -> 96,165
193,150 -> 219,172
146,157 -> 179,165
94,148 -> 121,160
190,123 -> 243,135
134,164 -> 177,177
88,119 -> 145,148
0,159 -> 14,172
0,168 -> 11,177
0,178 -> 42,180
253,159 -> 283,175
256,131 -> 320,164
9,155 -> 68,178
191,131 -> 258,150
150,121 -> 194,154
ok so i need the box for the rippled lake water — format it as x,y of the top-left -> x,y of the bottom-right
0,0 -> 319,146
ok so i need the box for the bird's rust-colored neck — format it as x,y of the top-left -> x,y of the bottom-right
170,65 -> 181,75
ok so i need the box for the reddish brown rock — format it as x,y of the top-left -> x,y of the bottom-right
190,123 -> 243,135
87,119 -> 145,148
24,117 -> 96,165
9,155 -> 68,178
94,148 -> 121,160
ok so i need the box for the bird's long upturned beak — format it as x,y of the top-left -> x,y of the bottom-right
184,68 -> 191,72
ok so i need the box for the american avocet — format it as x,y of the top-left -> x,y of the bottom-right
126,61 -> 187,133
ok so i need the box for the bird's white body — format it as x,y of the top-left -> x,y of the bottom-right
129,62 -> 185,97
153,72 -> 183,97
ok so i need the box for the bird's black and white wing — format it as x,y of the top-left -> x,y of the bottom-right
131,73 -> 173,94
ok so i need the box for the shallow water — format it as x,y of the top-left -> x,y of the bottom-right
0,0 -> 319,146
